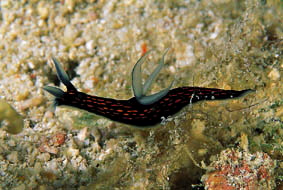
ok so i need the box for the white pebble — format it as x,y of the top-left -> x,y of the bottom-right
37,153 -> 51,162
268,68 -> 280,81
86,40 -> 95,51
67,147 -> 80,157
77,127 -> 89,141
7,151 -> 18,163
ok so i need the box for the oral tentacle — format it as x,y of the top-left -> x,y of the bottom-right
43,86 -> 64,98
52,57 -> 76,91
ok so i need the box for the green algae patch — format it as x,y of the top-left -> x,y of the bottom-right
0,99 -> 24,134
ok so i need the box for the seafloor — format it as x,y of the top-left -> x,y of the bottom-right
0,0 -> 282,189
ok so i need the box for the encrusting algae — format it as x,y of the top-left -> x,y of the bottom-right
202,148 -> 276,190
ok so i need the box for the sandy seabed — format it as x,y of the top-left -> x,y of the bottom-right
0,0 -> 282,189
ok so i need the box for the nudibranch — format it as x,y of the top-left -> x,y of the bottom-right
44,51 -> 253,127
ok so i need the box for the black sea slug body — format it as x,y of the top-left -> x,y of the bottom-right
44,50 -> 254,127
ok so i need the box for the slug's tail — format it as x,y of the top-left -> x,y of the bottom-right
43,58 -> 77,107
238,89 -> 255,97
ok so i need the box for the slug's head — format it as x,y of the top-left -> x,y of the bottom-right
43,58 -> 77,107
